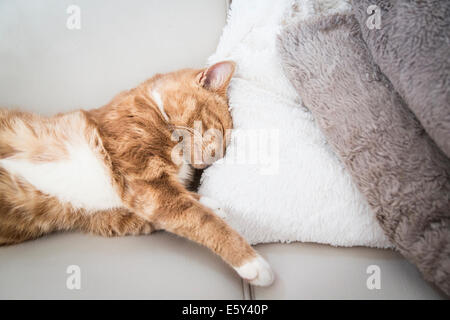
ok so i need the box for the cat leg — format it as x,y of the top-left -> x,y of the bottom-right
158,198 -> 273,286
80,208 -> 155,237
131,185 -> 273,286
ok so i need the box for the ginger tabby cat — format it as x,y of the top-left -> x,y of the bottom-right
0,61 -> 273,286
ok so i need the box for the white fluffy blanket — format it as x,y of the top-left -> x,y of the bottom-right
198,0 -> 391,248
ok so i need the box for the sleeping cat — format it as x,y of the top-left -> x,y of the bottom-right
0,61 -> 273,286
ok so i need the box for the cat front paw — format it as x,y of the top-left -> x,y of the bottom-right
234,255 -> 274,287
199,196 -> 228,220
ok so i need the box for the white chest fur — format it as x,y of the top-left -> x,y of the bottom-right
0,143 -> 123,212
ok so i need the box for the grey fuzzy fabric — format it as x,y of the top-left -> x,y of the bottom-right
353,0 -> 450,158
278,13 -> 450,295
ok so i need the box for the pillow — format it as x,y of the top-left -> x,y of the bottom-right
198,0 -> 391,248
278,11 -> 450,296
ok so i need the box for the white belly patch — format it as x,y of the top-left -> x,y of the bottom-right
0,143 -> 123,212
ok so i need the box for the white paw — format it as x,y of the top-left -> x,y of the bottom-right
234,255 -> 274,286
199,196 -> 228,220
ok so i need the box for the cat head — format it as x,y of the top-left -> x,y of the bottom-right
147,61 -> 235,169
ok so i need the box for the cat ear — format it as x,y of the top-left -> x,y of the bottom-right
198,61 -> 236,94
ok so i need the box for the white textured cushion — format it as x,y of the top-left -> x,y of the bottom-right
199,0 -> 391,248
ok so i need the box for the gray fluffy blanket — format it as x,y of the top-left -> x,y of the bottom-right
353,0 -> 450,158
278,13 -> 450,295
